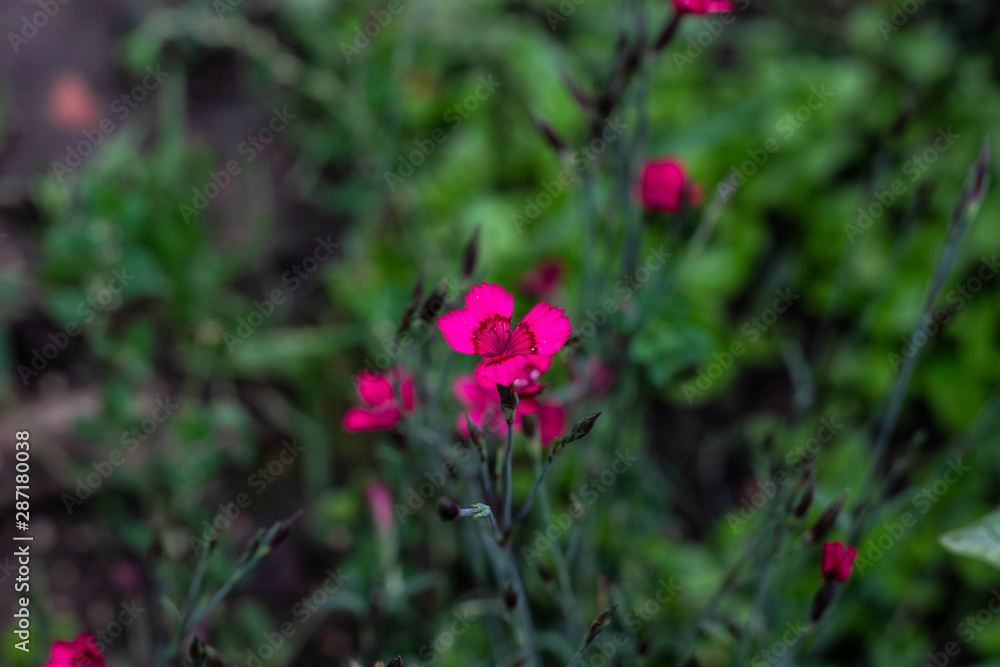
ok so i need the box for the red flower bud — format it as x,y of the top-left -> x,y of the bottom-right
821,541 -> 857,583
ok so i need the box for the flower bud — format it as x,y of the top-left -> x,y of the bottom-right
437,497 -> 460,522
386,656 -> 404,667
496,384 -> 519,423
809,580 -> 836,625
584,604 -> 618,648
793,476 -> 814,519
537,563 -> 554,584
534,117 -> 567,155
419,280 -> 450,324
461,229 -> 479,280
804,490 -> 848,545
503,581 -> 518,610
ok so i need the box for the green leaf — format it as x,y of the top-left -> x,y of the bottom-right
939,509 -> 1000,570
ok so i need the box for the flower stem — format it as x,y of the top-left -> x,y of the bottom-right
509,456 -> 554,536
504,416 -> 515,533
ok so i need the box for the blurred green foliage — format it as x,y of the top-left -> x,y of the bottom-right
3,0 -> 1000,665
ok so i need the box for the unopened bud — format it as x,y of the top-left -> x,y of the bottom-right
496,384 -> 518,422
809,579 -> 836,625
537,563 -> 554,584
438,497 -> 460,522
503,582 -> 518,610
386,656 -> 404,667
461,229 -> 479,280
793,477 -> 814,519
189,636 -> 207,662
419,281 -> 450,324
268,508 -> 304,550
804,490 -> 848,544
584,604 -> 618,648
550,412 -> 602,456
534,117 -> 567,154
559,69 -> 596,117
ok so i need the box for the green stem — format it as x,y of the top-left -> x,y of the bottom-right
504,417 -> 515,532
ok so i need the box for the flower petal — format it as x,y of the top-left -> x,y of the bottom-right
343,407 -> 402,432
510,302 -> 572,356
478,354 -> 530,386
464,283 -> 514,321
538,402 -> 566,448
438,284 -> 514,356
356,372 -> 394,408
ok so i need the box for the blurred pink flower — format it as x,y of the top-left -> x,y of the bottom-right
455,355 -> 561,439
521,261 -> 563,301
453,374 -> 517,437
46,72 -> 102,133
365,482 -> 395,532
537,402 -> 566,448
821,542 -> 857,583
438,283 -> 571,385
44,634 -> 111,667
672,0 -> 734,15
639,158 -> 701,213
343,369 -> 413,432
475,354 -> 551,409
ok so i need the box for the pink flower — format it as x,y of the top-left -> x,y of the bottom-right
639,158 -> 701,213
671,0 -> 734,15
44,634 -> 111,667
343,369 -> 414,432
455,356 -> 554,436
46,72 -> 102,133
521,261 -> 563,301
821,542 -> 857,583
537,402 -> 566,447
454,375 -> 516,436
365,482 -> 395,532
438,284 -> 571,386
